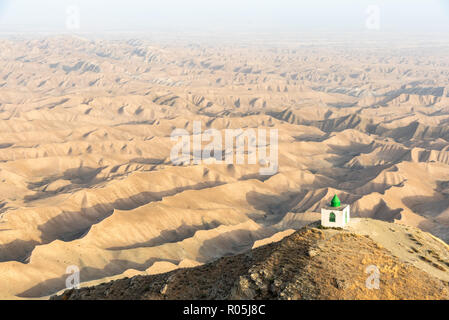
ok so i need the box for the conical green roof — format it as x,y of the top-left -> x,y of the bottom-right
330,194 -> 341,207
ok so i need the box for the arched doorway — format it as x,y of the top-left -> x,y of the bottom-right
329,212 -> 336,223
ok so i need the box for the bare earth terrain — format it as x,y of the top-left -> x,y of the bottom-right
0,34 -> 449,299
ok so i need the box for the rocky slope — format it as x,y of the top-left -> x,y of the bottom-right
1,34 -> 449,298
52,218 -> 449,300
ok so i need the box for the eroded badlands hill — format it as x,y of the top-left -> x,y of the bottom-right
53,219 -> 449,300
0,34 -> 448,298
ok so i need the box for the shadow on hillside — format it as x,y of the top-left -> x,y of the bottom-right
0,182 -> 226,263
25,166 -> 107,202
17,257 -> 177,299
246,190 -> 302,224
197,228 -> 275,264
0,239 -> 40,263
402,195 -> 449,218
355,199 -> 403,221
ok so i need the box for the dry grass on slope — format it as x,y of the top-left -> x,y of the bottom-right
54,221 -> 449,300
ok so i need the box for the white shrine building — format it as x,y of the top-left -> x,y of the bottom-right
321,194 -> 350,228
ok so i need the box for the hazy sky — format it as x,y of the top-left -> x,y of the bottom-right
0,0 -> 448,33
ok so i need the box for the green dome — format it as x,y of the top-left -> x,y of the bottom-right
330,194 -> 341,207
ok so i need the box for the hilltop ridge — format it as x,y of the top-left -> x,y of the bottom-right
53,218 -> 449,300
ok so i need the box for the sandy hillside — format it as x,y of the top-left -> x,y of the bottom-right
0,34 -> 448,298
